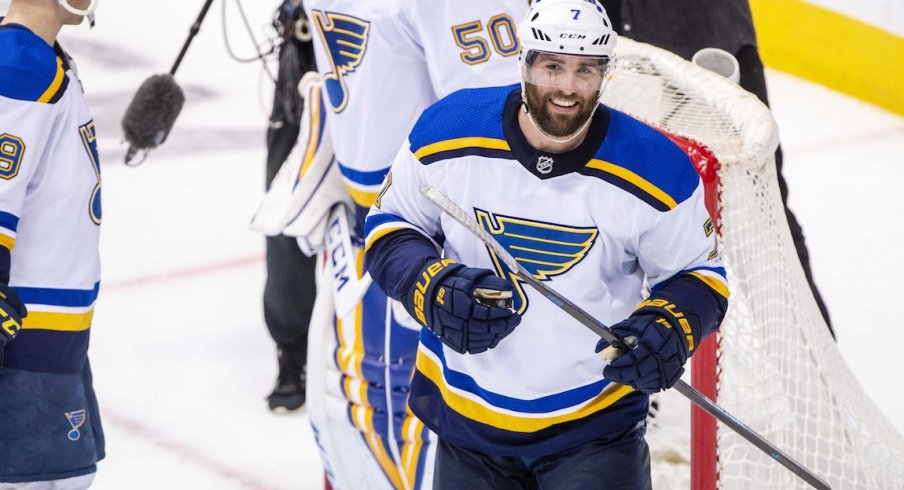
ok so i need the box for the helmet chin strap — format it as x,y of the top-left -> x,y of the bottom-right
58,0 -> 97,28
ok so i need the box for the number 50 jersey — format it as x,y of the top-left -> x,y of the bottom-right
304,0 -> 526,234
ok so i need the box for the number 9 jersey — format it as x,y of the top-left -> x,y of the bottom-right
0,23 -> 101,375
0,21 -> 105,483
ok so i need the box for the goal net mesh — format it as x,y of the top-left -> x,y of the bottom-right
601,38 -> 904,489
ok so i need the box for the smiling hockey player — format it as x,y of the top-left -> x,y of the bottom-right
363,0 -> 730,487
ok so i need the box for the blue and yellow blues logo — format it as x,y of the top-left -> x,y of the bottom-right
65,409 -> 87,441
476,209 -> 598,314
79,121 -> 102,225
311,10 -> 370,113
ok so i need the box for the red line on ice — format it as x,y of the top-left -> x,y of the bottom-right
104,254 -> 265,291
103,409 -> 283,490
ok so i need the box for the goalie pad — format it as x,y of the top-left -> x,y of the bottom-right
307,246 -> 436,490
251,72 -> 352,256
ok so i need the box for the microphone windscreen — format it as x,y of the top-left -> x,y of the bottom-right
121,74 -> 185,151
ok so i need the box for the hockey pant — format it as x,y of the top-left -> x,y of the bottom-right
0,361 -> 104,484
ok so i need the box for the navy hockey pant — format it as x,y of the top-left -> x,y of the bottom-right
0,361 -> 104,483
433,421 -> 651,490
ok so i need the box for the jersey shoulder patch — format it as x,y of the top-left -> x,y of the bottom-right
0,24 -> 69,103
583,109 -> 700,211
408,84 -> 515,165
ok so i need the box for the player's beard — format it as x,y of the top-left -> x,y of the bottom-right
524,82 -> 598,138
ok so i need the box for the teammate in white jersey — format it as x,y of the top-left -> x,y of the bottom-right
280,1 -> 529,488
0,1 -> 104,488
364,0 -> 729,487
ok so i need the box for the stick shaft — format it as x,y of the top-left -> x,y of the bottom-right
419,184 -> 831,490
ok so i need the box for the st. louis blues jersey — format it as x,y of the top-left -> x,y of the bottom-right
364,85 -> 729,456
0,23 -> 101,374
303,0 -> 527,235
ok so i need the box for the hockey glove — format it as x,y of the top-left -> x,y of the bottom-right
404,259 -> 520,355
0,284 -> 27,349
596,298 -> 701,394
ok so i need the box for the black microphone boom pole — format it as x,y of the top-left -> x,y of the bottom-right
170,0 -> 216,76
122,0 -> 216,165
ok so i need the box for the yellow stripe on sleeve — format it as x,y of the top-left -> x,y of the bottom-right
344,184 -> 379,207
0,234 -> 15,251
586,159 -> 678,210
37,57 -> 65,103
413,137 -> 511,161
688,271 -> 730,299
364,225 -> 407,252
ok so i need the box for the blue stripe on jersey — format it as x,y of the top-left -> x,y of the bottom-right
594,110 -> 701,207
420,332 -> 611,414
0,211 -> 19,232
1,328 -> 88,373
0,24 -> 67,103
408,85 -> 514,156
15,282 -> 100,307
338,161 -> 389,186
408,366 -> 649,457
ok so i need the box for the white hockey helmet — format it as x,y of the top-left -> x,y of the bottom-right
58,0 -> 97,27
518,0 -> 617,60
516,0 -> 617,142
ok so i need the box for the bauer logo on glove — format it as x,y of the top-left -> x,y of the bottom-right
404,259 -> 521,354
0,286 -> 28,347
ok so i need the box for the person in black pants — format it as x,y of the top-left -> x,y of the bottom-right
263,1 -> 318,411
600,0 -> 834,336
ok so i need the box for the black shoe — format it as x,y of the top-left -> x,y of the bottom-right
267,348 -> 306,413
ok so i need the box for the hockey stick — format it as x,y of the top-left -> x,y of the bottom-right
419,184 -> 831,490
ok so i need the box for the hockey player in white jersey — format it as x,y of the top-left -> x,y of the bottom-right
0,1 -> 104,488
252,1 -> 529,488
363,0 -> 729,487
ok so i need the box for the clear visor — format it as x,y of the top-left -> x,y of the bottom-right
522,50 -> 609,93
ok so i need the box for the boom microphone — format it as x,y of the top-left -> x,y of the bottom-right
120,0 -> 215,165
121,74 -> 185,165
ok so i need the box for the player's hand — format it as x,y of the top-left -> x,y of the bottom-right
596,303 -> 699,393
0,284 -> 27,348
404,259 -> 520,354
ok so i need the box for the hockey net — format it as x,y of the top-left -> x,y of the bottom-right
601,38 -> 904,489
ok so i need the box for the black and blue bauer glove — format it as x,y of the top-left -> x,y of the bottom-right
404,259 -> 520,354
597,297 -> 701,393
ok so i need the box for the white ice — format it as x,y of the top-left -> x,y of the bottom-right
2,1 -> 902,488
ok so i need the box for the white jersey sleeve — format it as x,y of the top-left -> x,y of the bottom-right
637,182 -> 726,293
365,145 -> 443,251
